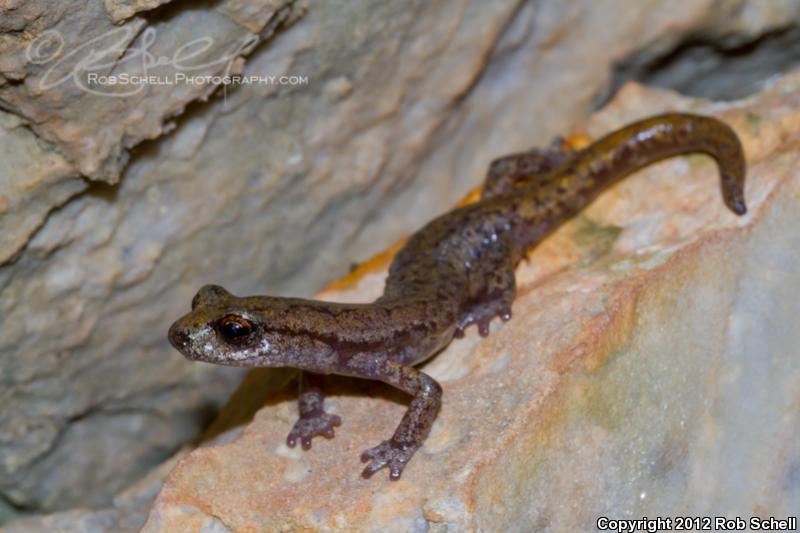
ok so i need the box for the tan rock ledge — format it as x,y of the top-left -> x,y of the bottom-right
143,75 -> 800,532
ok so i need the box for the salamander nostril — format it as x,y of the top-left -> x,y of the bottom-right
168,324 -> 190,350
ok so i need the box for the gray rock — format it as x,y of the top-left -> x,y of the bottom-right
2,446 -> 192,532
0,110 -> 84,263
0,0 -> 299,181
104,0 -> 176,23
0,427 -> 245,532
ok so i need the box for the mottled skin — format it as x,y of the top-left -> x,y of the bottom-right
168,113 -> 747,480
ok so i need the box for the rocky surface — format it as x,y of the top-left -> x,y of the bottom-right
0,110 -> 82,263
0,427 -> 248,532
142,76 -> 800,531
0,0 -> 299,182
104,0 -> 175,23
2,449 -> 189,533
2,0 -> 799,519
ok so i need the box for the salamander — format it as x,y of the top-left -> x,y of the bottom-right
168,113 -> 747,480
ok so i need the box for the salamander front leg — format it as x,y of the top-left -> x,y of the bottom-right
360,361 -> 442,480
286,371 -> 341,450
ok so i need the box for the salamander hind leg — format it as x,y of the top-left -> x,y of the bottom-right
286,372 -> 342,450
455,259 -> 516,338
482,138 -> 574,199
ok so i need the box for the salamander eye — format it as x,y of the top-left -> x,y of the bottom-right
217,315 -> 255,344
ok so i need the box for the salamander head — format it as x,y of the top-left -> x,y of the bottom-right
168,284 -> 282,366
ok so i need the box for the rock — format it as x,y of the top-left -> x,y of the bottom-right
143,74 -> 800,531
2,427 -> 245,533
0,110 -> 83,263
2,0 -> 799,516
104,0 -> 175,23
2,449 -> 189,533
0,0 -> 300,181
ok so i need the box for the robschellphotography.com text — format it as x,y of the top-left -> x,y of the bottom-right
24,26 -> 310,98
596,515 -> 797,532
85,72 -> 309,87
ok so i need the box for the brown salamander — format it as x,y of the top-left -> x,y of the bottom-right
168,113 -> 746,480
